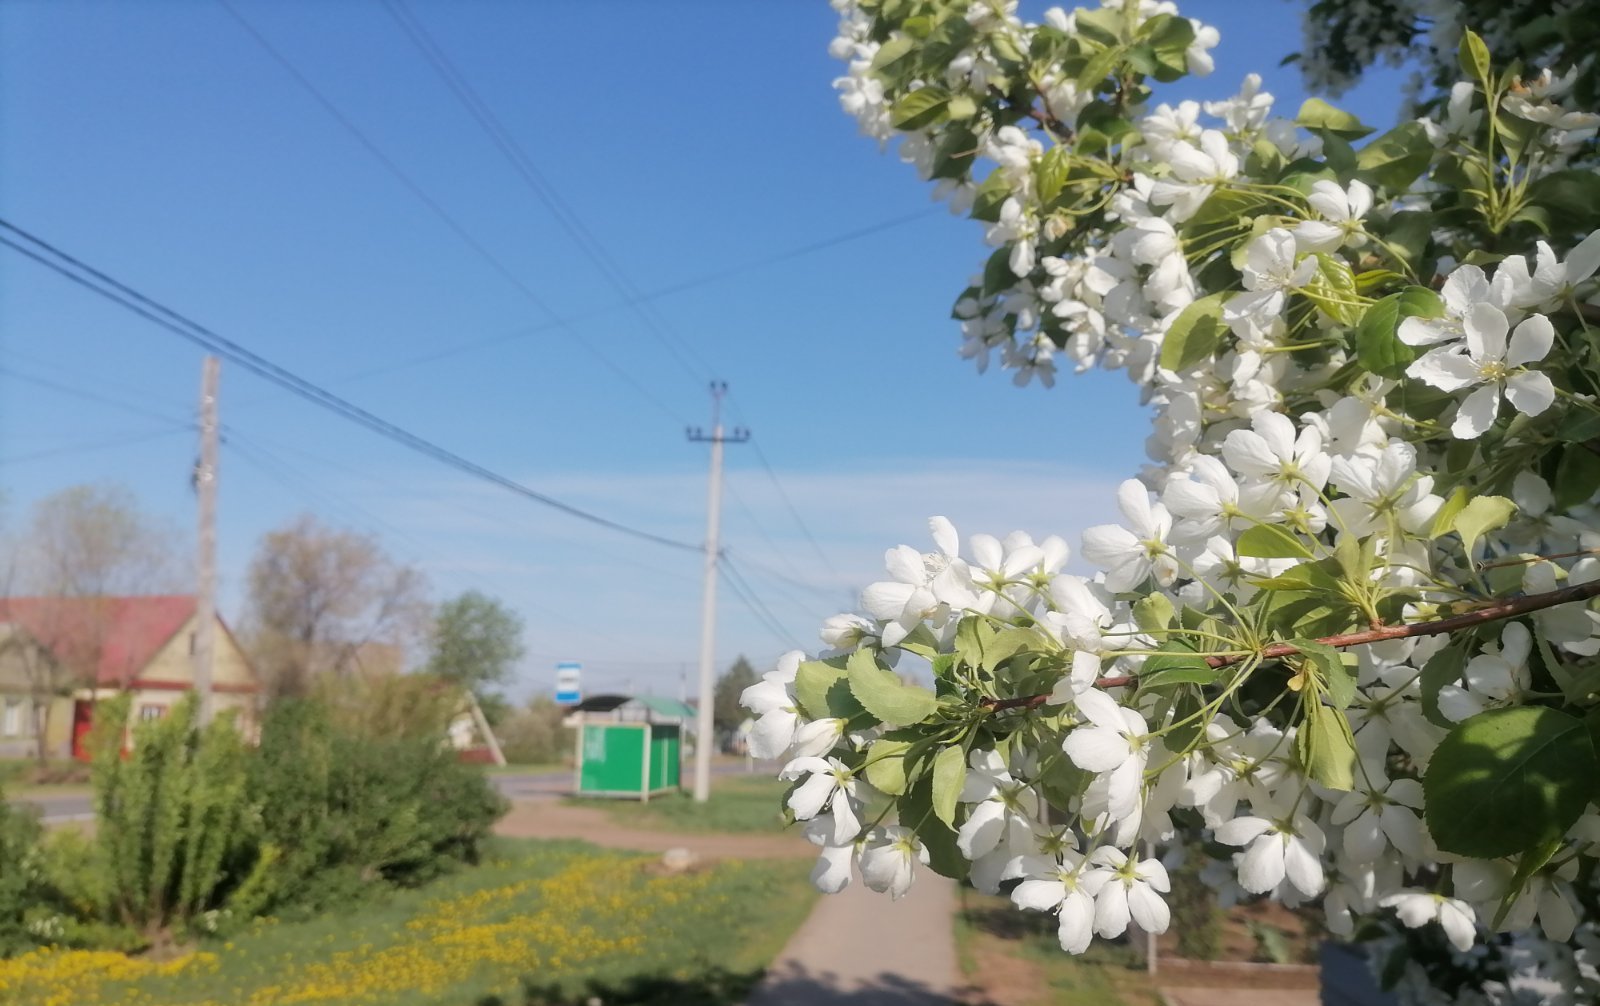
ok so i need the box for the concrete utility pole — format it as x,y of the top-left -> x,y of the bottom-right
687,381 -> 748,802
193,356 -> 220,726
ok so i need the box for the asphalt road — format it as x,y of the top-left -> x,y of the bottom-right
15,762 -> 767,824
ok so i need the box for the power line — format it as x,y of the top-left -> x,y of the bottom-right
0,221 -> 705,555
727,550 -> 850,607
213,0 -> 687,425
719,554 -> 807,651
723,476 -> 811,582
377,0 -> 715,385
0,428 -> 190,466
225,424 -> 699,587
319,207 -> 938,387
0,363 -> 193,429
726,391 -> 845,581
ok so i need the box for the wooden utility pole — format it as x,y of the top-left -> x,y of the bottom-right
687,381 -> 747,802
193,356 -> 219,726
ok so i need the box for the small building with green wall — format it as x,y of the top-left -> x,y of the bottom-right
566,694 -> 695,801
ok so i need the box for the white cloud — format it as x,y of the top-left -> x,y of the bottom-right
306,457 -> 1131,700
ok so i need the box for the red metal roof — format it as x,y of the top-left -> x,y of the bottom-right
0,595 -> 202,686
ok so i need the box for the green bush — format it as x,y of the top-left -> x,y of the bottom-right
498,695 -> 573,765
0,786 -> 45,956
250,698 -> 506,914
86,695 -> 264,940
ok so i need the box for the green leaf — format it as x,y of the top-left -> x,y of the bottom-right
870,34 -> 918,82
1290,638 -> 1356,708
1355,122 -> 1435,192
1556,445 -> 1600,510
1527,170 -> 1600,233
897,773 -> 966,878
1035,146 -> 1072,205
946,93 -> 977,120
1236,523 -> 1315,560
1138,647 -> 1218,690
1186,188 -> 1275,227
1076,44 -> 1124,90
1158,292 -> 1227,372
1494,836 -> 1565,928
794,657 -> 859,721
1429,487 -> 1469,540
897,624 -> 944,660
1296,98 -> 1374,140
848,648 -> 939,726
1072,8 -> 1122,46
1451,495 -> 1517,556
1356,288 -> 1441,378
1458,29 -> 1491,84
1297,704 -> 1357,791
891,86 -> 952,130
982,246 -> 1017,296
1132,593 -> 1175,634
1425,706 -> 1597,858
931,743 -> 966,828
1419,642 -> 1468,728
864,739 -> 912,796
1300,253 -> 1363,325
969,171 -> 1012,223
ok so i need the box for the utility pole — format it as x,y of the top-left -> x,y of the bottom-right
687,381 -> 748,802
192,356 -> 219,727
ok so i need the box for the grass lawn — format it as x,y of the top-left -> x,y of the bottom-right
0,838 -> 816,1006
570,774 -> 792,834
954,888 -> 1160,1006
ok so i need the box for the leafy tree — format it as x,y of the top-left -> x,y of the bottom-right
243,514 -> 429,699
1,483 -> 178,762
713,656 -> 760,732
1294,0 -> 1600,112
422,590 -> 525,698
752,3 -> 1600,1003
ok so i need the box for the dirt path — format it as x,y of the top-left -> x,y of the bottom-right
494,797 -> 813,859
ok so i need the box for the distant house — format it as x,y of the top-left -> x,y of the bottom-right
0,595 -> 260,760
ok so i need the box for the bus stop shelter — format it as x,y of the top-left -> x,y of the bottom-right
565,694 -> 695,801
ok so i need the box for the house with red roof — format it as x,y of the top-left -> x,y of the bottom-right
0,595 -> 260,760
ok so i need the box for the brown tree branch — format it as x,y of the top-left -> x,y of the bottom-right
979,579 -> 1600,713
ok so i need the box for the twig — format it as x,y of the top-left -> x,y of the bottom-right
978,579 -> 1600,711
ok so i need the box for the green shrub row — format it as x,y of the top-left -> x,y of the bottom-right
0,693 -> 506,956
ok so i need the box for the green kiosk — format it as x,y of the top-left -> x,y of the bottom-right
568,694 -> 695,801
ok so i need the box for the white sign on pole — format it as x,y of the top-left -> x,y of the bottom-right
555,662 -> 582,705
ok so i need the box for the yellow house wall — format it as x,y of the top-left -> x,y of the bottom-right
29,615 -> 261,756
122,615 -> 259,727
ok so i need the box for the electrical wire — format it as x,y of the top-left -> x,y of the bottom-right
0,363 -> 193,429
322,206 -> 937,387
0,221 -> 705,555
718,554 -> 807,651
727,390 -> 844,581
0,428 -> 191,466
213,0 -> 688,425
378,0 -> 714,385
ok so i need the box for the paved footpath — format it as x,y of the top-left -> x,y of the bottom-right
497,796 -> 968,1005
746,872 -> 966,1006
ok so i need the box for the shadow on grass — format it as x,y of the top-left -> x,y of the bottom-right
477,961 -> 982,1005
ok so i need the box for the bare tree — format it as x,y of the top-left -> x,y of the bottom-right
243,514 -> 430,699
0,483 -> 179,762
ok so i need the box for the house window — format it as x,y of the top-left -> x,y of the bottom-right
138,704 -> 166,723
2,699 -> 25,738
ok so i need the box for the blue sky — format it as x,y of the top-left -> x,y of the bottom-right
0,1 -> 1411,699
